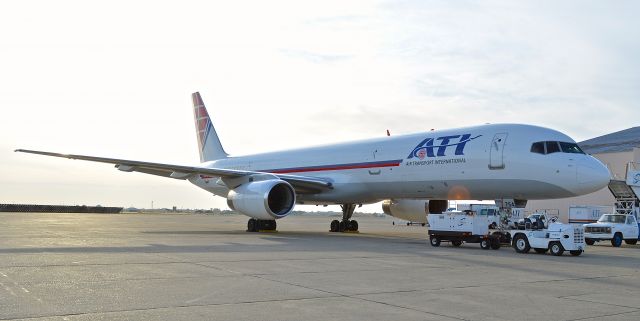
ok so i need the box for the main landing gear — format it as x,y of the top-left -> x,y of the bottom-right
330,204 -> 359,232
247,218 -> 277,232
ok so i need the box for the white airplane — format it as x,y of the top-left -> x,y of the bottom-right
16,92 -> 610,232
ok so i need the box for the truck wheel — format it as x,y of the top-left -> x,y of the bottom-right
534,248 -> 548,254
611,233 -> 623,247
549,242 -> 564,256
490,239 -> 500,250
512,234 -> 530,253
625,239 -> 637,245
480,239 -> 490,250
569,250 -> 582,256
429,236 -> 441,247
585,239 -> 595,246
451,240 -> 462,247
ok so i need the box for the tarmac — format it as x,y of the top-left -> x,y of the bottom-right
0,212 -> 639,321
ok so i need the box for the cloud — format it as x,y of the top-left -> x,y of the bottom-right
279,49 -> 354,64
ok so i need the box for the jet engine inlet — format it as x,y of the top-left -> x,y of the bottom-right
227,179 -> 296,220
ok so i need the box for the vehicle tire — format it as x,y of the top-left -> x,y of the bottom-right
429,236 -> 441,247
611,233 -> 623,247
585,238 -> 595,246
349,220 -> 359,231
247,219 -> 257,232
330,220 -> 339,232
490,239 -> 501,250
570,250 -> 582,256
421,223 -> 426,226
549,242 -> 564,256
338,221 -> 346,232
512,234 -> 530,253
534,248 -> 548,254
407,222 -> 410,226
451,240 -> 462,247
624,239 -> 637,245
480,239 -> 490,250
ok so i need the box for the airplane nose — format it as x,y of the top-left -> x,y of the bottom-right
577,157 -> 611,193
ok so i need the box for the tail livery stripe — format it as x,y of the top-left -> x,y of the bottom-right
191,92 -> 228,162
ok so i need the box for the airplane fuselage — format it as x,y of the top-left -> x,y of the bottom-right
190,123 -> 610,204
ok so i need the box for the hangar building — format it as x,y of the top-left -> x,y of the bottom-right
525,127 -> 640,222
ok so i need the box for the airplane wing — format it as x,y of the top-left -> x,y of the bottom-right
14,149 -> 333,194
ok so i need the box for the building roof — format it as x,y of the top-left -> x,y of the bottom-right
579,127 -> 640,154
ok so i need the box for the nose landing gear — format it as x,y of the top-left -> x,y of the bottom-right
330,204 -> 359,232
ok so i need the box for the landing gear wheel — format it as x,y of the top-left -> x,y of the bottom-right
330,220 -> 340,232
625,239 -> 637,245
611,233 -> 623,247
513,234 -> 530,253
262,220 -> 277,231
490,239 -> 501,250
480,239 -> 490,250
534,248 -> 548,254
334,204 -> 357,233
549,242 -> 564,256
569,250 -> 583,256
247,219 -> 257,232
585,239 -> 595,246
429,236 -> 441,247
451,240 -> 462,247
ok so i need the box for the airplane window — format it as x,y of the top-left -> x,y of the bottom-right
545,141 -> 560,154
530,142 -> 545,154
559,142 -> 585,154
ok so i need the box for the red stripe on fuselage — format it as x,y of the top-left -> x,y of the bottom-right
267,161 -> 401,174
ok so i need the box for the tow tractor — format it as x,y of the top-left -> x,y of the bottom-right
428,211 -> 502,250
510,221 -> 586,256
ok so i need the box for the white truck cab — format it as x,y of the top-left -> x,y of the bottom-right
584,214 -> 639,247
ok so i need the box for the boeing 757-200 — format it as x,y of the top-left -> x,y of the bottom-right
16,92 -> 610,232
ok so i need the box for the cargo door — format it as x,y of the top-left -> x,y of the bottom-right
489,133 -> 508,170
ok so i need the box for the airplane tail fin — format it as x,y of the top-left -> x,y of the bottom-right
192,92 -> 228,162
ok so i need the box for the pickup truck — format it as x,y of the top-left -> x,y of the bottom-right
584,214 -> 639,247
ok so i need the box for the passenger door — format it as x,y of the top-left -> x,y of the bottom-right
489,133 -> 508,170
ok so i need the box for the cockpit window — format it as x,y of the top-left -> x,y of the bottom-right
530,141 -> 585,155
559,142 -> 585,154
545,141 -> 560,154
530,142 -> 545,154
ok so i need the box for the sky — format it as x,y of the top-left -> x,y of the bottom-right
0,0 -> 638,212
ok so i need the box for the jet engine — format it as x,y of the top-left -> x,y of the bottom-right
227,179 -> 296,220
381,199 -> 448,223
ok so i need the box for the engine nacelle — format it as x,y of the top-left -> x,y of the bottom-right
381,199 -> 448,223
227,179 -> 296,220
